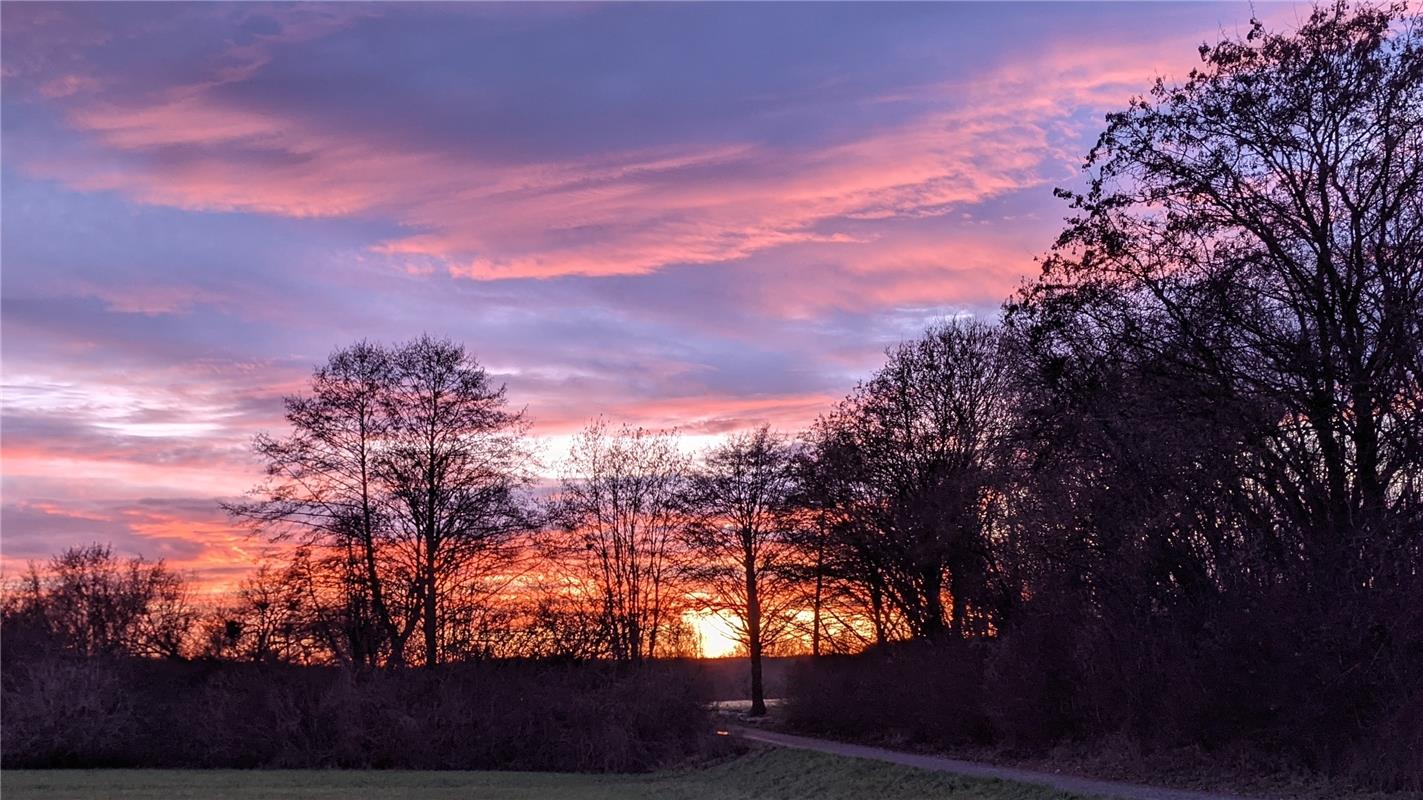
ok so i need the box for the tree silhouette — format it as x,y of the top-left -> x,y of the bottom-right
683,426 -> 801,714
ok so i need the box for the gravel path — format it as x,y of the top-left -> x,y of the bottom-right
732,727 -> 1248,800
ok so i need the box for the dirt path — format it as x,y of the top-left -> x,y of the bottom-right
732,727 -> 1248,800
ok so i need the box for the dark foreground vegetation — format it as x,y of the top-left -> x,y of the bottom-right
2,3 -> 1419,792
1,657 -> 713,771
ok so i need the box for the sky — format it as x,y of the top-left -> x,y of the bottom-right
1,1 -> 1305,588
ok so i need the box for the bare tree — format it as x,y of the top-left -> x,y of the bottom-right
230,337 -> 534,668
788,439 -> 896,655
3,544 -> 195,660
553,421 -> 688,662
683,426 -> 801,714
213,560 -> 330,664
1014,3 -> 1423,585
796,426 -> 919,650
226,342 -> 411,668
996,1 -> 1423,770
379,335 -> 536,668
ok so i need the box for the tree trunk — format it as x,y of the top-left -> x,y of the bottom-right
924,564 -> 948,639
870,584 -> 887,647
811,529 -> 825,657
744,547 -> 766,716
423,546 -> 438,669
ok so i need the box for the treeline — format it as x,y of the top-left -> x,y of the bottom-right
3,2 -> 1420,787
784,6 -> 1422,789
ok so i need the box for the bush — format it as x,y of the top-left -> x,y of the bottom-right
982,607 -> 1082,748
785,640 -> 990,748
0,658 -> 138,767
0,657 -> 719,772
785,594 -> 1423,792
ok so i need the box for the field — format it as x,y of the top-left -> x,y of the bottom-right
2,747 -> 1083,800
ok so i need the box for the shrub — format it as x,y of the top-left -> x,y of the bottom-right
785,640 -> 990,748
0,657 -> 718,772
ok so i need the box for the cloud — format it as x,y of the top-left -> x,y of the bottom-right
10,5 -> 1226,283
0,498 -> 242,576
1,2 -> 1275,589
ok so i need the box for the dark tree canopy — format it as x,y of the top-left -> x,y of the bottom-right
2,544 -> 193,661
807,319 -> 1018,641
1002,0 -> 1422,775
1014,2 -> 1423,572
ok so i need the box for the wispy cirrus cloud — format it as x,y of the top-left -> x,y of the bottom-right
9,4 -> 1234,282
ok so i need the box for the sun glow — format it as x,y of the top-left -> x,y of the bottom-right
686,610 -> 742,659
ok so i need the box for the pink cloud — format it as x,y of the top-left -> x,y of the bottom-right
539,391 -> 841,438
15,16 -> 1226,285
64,281 -> 228,315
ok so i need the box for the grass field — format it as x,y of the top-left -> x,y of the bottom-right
2,747 -> 1085,800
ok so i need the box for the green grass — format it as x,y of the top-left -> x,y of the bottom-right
1,747 -> 1086,800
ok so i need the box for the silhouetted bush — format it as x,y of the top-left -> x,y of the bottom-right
1,657 -> 720,772
0,657 -> 139,767
786,598 -> 1423,792
982,605 -> 1082,748
785,640 -> 990,748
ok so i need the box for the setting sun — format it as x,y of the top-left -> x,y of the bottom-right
687,610 -> 742,660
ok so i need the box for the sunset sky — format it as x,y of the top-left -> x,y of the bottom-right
2,2 -> 1297,586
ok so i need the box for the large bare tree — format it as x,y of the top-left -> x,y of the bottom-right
227,342 -> 410,668
230,336 -> 534,668
683,426 -> 801,714
1014,3 -> 1423,583
1003,1 -> 1422,764
553,421 -> 687,662
380,335 -> 535,668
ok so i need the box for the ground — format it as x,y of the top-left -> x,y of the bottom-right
2,747 -> 1084,800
